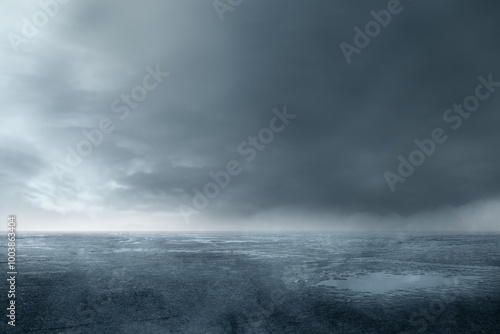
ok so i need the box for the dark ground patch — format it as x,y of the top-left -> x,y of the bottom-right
0,233 -> 498,333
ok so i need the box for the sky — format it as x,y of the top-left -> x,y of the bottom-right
1,0 -> 500,232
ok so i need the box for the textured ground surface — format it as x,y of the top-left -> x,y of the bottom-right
1,232 -> 499,333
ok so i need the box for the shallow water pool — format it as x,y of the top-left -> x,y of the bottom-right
316,273 -> 450,293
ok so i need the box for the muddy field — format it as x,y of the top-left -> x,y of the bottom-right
1,233 -> 499,333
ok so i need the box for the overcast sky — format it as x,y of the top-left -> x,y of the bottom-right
1,0 -> 500,232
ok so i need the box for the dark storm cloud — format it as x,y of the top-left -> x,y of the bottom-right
2,0 -> 500,230
116,0 -> 500,218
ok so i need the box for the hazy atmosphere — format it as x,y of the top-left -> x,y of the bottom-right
1,0 -> 500,231
2,2 -> 500,333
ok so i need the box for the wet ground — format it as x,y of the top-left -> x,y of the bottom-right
315,273 -> 463,293
1,232 -> 499,333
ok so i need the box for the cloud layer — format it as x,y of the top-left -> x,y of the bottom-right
1,0 -> 500,231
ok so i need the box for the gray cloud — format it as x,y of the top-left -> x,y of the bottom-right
1,0 -> 500,231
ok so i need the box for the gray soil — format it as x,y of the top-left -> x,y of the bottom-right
1,233 -> 499,333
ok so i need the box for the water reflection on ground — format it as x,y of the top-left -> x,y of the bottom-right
316,273 -> 454,293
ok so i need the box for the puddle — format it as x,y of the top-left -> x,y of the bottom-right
317,273 -> 449,293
